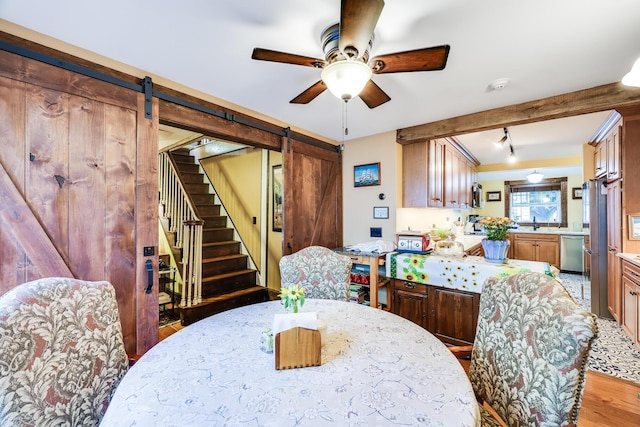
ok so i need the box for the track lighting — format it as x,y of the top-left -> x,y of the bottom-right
495,127 -> 517,162
494,127 -> 508,147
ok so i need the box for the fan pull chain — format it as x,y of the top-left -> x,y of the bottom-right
343,100 -> 349,137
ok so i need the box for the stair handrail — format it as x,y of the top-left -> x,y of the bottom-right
158,152 -> 203,307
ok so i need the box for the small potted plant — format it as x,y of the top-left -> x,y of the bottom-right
278,284 -> 305,313
478,216 -> 514,262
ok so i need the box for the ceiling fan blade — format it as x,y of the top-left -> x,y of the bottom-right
359,79 -> 391,109
290,81 -> 327,104
371,45 -> 450,74
252,48 -> 325,68
339,0 -> 384,59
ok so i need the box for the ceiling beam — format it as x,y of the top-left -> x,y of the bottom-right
396,82 -> 640,144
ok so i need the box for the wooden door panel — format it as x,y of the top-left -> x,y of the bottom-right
0,47 -> 159,354
395,290 -> 428,329
283,138 -> 342,253
68,98 -> 106,281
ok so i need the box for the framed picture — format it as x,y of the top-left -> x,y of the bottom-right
486,191 -> 501,202
272,165 -> 283,232
572,187 -> 583,199
629,214 -> 640,240
354,162 -> 380,187
373,206 -> 389,219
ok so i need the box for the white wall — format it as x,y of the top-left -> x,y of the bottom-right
342,131 -> 398,245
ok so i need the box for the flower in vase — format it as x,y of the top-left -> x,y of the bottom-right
278,284 -> 305,313
478,216 -> 514,241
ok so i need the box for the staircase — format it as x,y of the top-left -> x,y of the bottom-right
161,149 -> 269,325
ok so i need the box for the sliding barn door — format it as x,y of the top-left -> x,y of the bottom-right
0,48 -> 158,354
282,138 -> 343,253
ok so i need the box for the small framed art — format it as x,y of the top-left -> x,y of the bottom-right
572,187 -> 583,199
487,191 -> 501,202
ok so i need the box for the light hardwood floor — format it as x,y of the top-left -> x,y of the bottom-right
159,323 -> 640,426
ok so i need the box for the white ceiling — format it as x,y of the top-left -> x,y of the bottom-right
3,0 -> 640,169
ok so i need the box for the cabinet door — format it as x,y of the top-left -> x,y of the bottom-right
430,287 -> 479,345
513,239 -> 536,261
607,124 -> 622,181
608,250 -> 621,322
428,139 -> 445,207
621,275 -> 639,342
536,240 -> 559,267
444,145 -> 458,208
394,289 -> 429,329
594,141 -> 606,177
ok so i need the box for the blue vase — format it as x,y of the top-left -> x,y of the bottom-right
481,239 -> 510,263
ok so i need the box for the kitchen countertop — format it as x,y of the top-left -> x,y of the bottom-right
618,253 -> 640,268
464,229 -> 587,237
386,252 -> 555,294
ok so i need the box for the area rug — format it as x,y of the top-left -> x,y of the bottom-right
559,272 -> 640,384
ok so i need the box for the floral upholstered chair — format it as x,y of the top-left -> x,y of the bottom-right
452,271 -> 598,427
279,246 -> 352,301
0,277 -> 129,427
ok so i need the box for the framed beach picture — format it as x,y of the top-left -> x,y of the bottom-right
272,165 -> 283,232
629,214 -> 640,240
354,162 -> 381,187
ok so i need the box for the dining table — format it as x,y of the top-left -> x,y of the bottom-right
100,300 -> 480,426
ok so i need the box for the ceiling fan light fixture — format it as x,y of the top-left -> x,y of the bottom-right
321,60 -> 372,102
622,57 -> 640,87
527,170 -> 544,183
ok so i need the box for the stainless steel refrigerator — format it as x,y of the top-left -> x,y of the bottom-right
582,178 -> 611,319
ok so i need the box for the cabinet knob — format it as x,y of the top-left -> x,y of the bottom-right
403,282 -> 416,289
631,291 -> 638,296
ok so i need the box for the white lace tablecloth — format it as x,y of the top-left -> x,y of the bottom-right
101,300 -> 480,427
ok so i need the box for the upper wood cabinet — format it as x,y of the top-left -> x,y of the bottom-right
593,117 -> 622,181
403,139 -> 477,209
594,141 -> 607,178
606,122 -> 621,181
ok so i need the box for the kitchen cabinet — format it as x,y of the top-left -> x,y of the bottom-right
607,179 -> 622,321
430,286 -> 480,345
593,117 -> 622,181
594,141 -> 607,178
621,259 -> 640,346
511,233 -> 560,268
390,279 -> 479,345
402,138 -> 477,209
392,280 -> 429,329
606,122 -> 622,181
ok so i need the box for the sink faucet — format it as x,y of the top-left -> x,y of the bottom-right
533,216 -> 539,231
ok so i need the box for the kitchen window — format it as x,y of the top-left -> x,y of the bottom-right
504,177 -> 568,228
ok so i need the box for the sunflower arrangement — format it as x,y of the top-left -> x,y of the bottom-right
478,216 -> 514,241
278,284 -> 305,313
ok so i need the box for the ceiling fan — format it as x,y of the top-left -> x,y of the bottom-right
251,0 -> 450,109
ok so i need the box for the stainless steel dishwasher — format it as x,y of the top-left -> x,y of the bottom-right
560,235 -> 585,273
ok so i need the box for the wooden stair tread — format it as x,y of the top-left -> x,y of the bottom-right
188,286 -> 267,304
202,254 -> 247,263
201,269 -> 255,282
202,240 -> 238,247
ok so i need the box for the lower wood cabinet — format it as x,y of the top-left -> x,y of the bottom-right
511,233 -> 560,268
621,259 -> 640,346
391,279 -> 480,345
